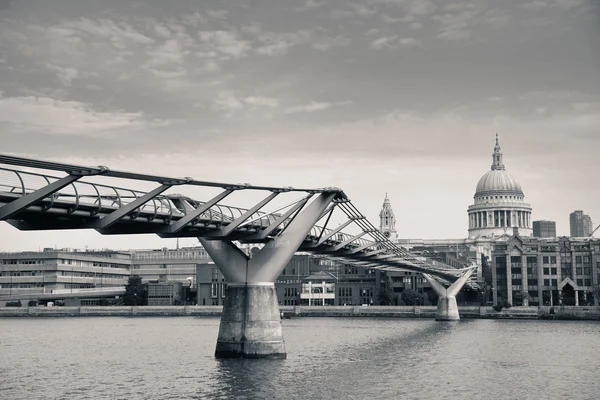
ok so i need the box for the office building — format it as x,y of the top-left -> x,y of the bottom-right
533,220 -> 557,238
0,249 -> 131,300
491,229 -> 600,306
570,211 -> 593,237
147,282 -> 183,306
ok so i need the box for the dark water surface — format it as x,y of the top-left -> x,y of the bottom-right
1,317 -> 599,399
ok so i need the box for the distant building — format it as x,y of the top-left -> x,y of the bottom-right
533,220 -> 557,238
468,134 -> 533,239
147,282 -> 183,306
130,246 -> 210,285
0,249 -> 131,300
491,230 -> 600,306
195,254 -> 386,307
570,211 -> 593,237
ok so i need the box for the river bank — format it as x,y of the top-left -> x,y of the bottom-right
1,305 -> 600,320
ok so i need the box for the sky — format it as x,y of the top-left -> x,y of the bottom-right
0,0 -> 599,251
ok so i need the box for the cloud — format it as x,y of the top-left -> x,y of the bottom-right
0,95 -> 153,136
61,18 -> 154,48
433,8 -> 480,41
206,10 -> 229,19
370,35 -> 399,50
146,39 -> 188,66
304,0 -> 324,9
349,3 -> 378,16
211,92 -> 244,112
254,30 -> 310,56
371,36 -> 421,49
398,37 -> 422,47
44,64 -> 80,86
211,93 -> 280,114
153,24 -> 172,39
520,1 -> 549,11
312,35 -> 351,51
285,100 -> 351,114
243,96 -> 279,108
198,30 -> 250,59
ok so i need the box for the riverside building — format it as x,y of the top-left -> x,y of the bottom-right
0,249 -> 131,301
491,231 -> 600,306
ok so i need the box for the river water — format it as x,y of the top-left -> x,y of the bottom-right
1,317 -> 599,399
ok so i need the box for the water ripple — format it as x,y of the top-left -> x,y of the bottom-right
1,317 -> 599,399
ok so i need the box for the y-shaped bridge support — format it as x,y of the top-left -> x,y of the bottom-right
423,268 -> 476,321
199,192 -> 336,359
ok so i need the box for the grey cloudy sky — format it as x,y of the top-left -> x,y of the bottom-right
0,0 -> 599,251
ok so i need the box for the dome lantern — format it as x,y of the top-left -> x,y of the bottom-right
468,135 -> 533,239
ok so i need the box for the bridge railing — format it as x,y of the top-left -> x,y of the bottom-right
0,154 -> 476,285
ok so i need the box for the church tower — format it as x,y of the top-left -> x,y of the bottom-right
379,193 -> 398,241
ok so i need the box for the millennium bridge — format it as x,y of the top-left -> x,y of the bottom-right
0,153 -> 475,358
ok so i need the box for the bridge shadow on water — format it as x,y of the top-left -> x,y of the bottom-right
196,318 -> 474,399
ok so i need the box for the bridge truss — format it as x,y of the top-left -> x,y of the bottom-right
0,154 -> 476,287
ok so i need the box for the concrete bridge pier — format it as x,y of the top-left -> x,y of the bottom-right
199,192 -> 336,359
423,268 -> 476,321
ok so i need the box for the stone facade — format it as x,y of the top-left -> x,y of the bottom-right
491,233 -> 600,306
468,134 -> 533,239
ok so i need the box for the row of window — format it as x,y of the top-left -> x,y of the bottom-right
210,283 -> 226,298
133,251 -> 208,260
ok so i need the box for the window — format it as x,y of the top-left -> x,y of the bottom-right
583,256 -> 590,264
221,283 -> 226,298
543,268 -> 550,275
584,279 -> 591,286
543,256 -> 549,264
576,256 -> 582,264
551,256 -> 556,264
577,279 -> 583,286
576,267 -> 583,275
211,283 -> 218,298
550,268 -> 557,275
584,267 -> 591,275
211,268 -> 218,282
543,279 -> 550,286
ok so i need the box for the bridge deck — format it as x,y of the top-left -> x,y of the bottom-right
0,154 -> 478,288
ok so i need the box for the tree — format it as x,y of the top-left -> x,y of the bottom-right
123,276 -> 147,306
513,291 -> 523,306
401,289 -> 422,306
591,285 -> 600,306
427,290 -> 439,306
378,279 -> 394,305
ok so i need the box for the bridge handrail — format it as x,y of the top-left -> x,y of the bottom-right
0,154 -> 340,194
0,155 -> 474,282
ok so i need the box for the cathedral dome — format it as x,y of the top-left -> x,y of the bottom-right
475,169 -> 523,196
467,134 -> 533,239
474,134 -> 524,198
